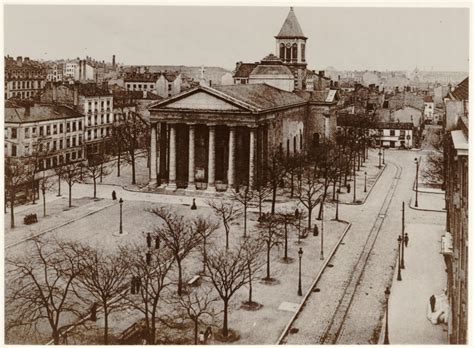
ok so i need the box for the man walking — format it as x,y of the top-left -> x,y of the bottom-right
404,233 -> 409,247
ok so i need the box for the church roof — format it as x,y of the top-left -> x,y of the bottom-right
250,64 -> 293,77
212,84 -> 306,110
275,7 -> 307,39
234,63 -> 258,78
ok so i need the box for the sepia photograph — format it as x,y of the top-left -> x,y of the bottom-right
2,0 -> 470,345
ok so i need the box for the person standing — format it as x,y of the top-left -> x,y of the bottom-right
112,190 -> 117,200
430,294 -> 436,312
404,233 -> 409,247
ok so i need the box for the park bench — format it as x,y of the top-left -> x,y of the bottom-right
187,275 -> 201,287
24,213 -> 38,225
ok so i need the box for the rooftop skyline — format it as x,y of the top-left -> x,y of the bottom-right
4,5 -> 470,72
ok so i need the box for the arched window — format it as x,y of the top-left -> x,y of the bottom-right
301,44 -> 306,62
292,43 -> 298,62
293,136 -> 297,153
280,43 -> 285,60
312,133 -> 320,147
286,46 -> 292,63
287,139 -> 290,157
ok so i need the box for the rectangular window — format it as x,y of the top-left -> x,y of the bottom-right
59,139 -> 63,149
11,144 -> 17,157
53,140 -> 57,150
53,124 -> 57,134
39,126 -> 44,136
46,125 -> 51,135
78,120 -> 82,130
66,153 -> 70,163
72,122 -> 76,131
390,129 -> 395,136
66,138 -> 70,148
25,127 -> 29,138
87,130 -> 91,139
107,114 -> 110,123
11,128 -> 17,139
72,152 -> 76,160
67,122 -> 70,132
72,137 -> 76,147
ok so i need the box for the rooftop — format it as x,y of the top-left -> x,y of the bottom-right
67,83 -> 111,97
234,63 -> 259,78
5,104 -> 84,124
450,77 -> 468,101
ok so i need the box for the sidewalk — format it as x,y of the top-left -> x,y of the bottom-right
386,223 -> 448,344
410,191 -> 446,212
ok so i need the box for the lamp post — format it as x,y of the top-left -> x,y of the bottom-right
397,235 -> 402,281
298,247 -> 303,296
295,208 -> 301,243
335,192 -> 339,221
364,171 -> 367,193
401,202 -> 405,269
384,287 -> 390,344
382,147 -> 385,165
353,165 -> 357,203
320,202 -> 324,260
119,198 -> 124,234
378,149 -> 382,169
414,158 -> 419,207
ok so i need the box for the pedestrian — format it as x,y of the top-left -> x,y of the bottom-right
131,276 -> 136,294
135,276 -> 141,293
146,233 -> 152,248
313,224 -> 319,237
112,190 -> 117,200
191,198 -> 197,210
199,331 -> 205,344
430,294 -> 436,312
347,183 -> 351,193
204,326 -> 212,343
404,233 -> 409,247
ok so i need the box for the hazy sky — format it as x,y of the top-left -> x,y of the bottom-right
4,5 -> 470,71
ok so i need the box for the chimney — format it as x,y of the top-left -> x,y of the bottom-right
24,104 -> 31,117
17,56 -> 23,66
338,75 -> 341,81
112,55 -> 116,69
78,61 -> 83,81
73,84 -> 79,107
330,80 -> 334,88
318,70 -> 325,78
24,57 -> 30,63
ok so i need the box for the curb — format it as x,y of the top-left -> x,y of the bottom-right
408,197 -> 446,213
340,163 -> 386,206
5,201 -> 116,249
277,220 -> 352,344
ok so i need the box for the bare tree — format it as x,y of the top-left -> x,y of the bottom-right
254,179 -> 271,219
204,241 -> 250,338
193,216 -> 219,274
232,187 -> 255,238
26,136 -> 50,204
296,163 -> 323,229
266,149 -> 288,215
256,214 -> 283,281
83,153 -> 113,199
276,212 -> 297,261
5,237 -> 85,345
5,157 -> 32,228
149,207 -> 201,296
422,128 -> 445,187
121,243 -> 174,344
74,246 -> 130,345
174,286 -> 218,344
39,171 -> 54,217
112,109 -> 148,185
241,236 -> 265,308
207,199 -> 242,250
62,161 -> 83,208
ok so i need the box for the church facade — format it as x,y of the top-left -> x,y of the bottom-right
147,7 -> 340,193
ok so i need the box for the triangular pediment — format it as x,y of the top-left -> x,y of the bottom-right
164,91 -> 242,111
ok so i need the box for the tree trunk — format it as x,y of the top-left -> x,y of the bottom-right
131,152 -> 136,185
104,306 -> 109,345
10,191 -> 15,228
68,184 -> 72,207
31,176 -> 36,204
266,243 -> 271,279
271,183 -> 277,215
258,196 -> 262,218
248,262 -> 253,303
243,204 -> 247,238
284,224 -> 288,260
194,319 -> 198,345
100,163 -> 103,183
177,259 -> 183,295
222,300 -> 229,337
52,328 -> 60,345
58,175 -> 61,196
290,172 -> 294,198
224,221 -> 229,250
93,177 -> 97,199
332,180 -> 337,200
42,188 -> 46,217
307,206 -> 312,229
117,151 -> 121,177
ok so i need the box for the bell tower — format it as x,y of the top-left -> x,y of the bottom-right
275,7 -> 308,89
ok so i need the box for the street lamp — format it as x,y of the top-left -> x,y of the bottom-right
364,171 -> 367,193
298,247 -> 303,296
353,166 -> 357,203
382,147 -> 385,165
335,192 -> 339,221
295,208 -> 301,243
119,198 -> 124,234
397,235 -> 402,281
384,287 -> 390,344
414,158 -> 419,207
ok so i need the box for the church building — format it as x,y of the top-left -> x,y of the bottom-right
147,7 -> 340,193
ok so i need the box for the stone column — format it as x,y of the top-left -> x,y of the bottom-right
166,123 -> 177,190
227,126 -> 236,192
186,124 -> 196,190
207,125 -> 216,192
249,126 -> 257,188
150,122 -> 158,185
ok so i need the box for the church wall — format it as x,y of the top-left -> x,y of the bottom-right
266,105 -> 307,153
305,104 -> 338,147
